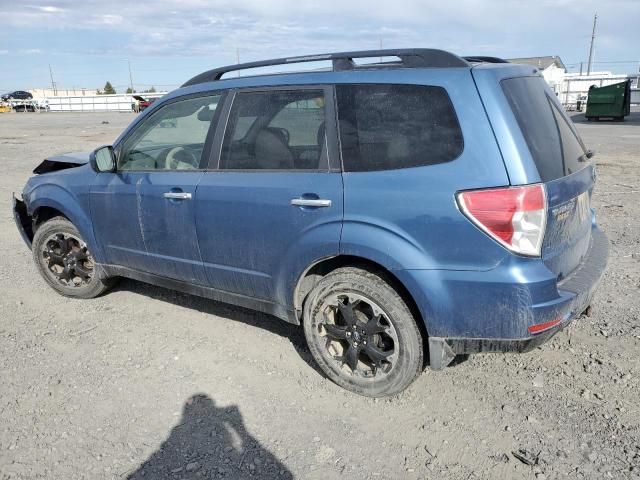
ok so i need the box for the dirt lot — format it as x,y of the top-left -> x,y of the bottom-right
1,110 -> 639,480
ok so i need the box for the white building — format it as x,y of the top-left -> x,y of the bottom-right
507,56 -> 567,95
507,56 -> 638,107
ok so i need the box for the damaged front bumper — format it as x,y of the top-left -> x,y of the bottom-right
12,193 -> 33,249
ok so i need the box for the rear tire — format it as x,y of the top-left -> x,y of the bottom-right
303,267 -> 423,397
32,217 -> 115,299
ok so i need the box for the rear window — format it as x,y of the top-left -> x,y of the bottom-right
336,84 -> 463,172
502,76 -> 588,181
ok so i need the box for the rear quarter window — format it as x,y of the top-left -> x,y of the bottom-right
502,76 -> 588,181
336,84 -> 463,172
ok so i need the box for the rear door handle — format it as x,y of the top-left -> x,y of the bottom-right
290,198 -> 332,208
163,192 -> 192,200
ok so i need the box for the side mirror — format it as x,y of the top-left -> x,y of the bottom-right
90,145 -> 116,173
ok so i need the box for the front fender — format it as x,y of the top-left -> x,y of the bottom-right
26,183 -> 104,262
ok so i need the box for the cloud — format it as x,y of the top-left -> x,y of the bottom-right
30,5 -> 64,13
1,0 -> 639,66
93,14 -> 123,25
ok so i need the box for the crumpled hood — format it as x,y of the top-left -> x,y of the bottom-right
33,151 -> 91,174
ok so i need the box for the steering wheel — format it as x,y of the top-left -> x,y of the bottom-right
165,146 -> 199,170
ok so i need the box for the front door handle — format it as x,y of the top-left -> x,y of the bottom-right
163,192 -> 192,200
290,198 -> 332,208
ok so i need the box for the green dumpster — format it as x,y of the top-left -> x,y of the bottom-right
585,79 -> 631,121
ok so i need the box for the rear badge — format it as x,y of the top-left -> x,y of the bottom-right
553,201 -> 574,222
552,192 -> 589,223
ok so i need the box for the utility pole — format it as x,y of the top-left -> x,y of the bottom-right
236,48 -> 240,77
127,59 -> 134,93
586,12 -> 597,76
579,62 -> 583,76
48,64 -> 57,96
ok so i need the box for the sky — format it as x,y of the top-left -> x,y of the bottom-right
0,0 -> 639,93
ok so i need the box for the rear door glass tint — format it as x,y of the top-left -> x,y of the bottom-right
220,89 -> 326,170
549,101 -> 589,176
336,84 -> 463,172
502,76 -> 587,181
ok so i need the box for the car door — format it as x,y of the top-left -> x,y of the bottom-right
195,86 -> 343,303
90,93 -> 223,284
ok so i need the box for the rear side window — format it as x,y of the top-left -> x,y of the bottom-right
502,76 -> 587,181
220,89 -> 326,170
336,84 -> 463,172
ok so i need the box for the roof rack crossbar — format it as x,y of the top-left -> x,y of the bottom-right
182,49 -> 469,87
463,56 -> 509,64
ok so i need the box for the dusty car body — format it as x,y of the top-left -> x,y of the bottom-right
13,49 -> 608,397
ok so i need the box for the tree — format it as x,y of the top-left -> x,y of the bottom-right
126,87 -> 136,94
103,81 -> 116,95
143,86 -> 156,93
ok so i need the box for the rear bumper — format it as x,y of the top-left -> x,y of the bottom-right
12,193 -> 33,249
397,227 -> 609,369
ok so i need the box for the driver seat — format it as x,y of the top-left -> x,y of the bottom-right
253,128 -> 294,169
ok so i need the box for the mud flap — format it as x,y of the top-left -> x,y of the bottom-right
428,337 -> 456,370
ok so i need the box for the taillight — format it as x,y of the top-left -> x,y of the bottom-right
457,184 -> 547,257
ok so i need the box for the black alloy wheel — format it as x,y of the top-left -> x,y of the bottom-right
41,232 -> 94,287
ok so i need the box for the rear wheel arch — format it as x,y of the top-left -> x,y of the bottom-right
293,255 -> 429,340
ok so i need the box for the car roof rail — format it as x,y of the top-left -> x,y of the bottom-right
182,49 -> 470,87
463,56 -> 510,64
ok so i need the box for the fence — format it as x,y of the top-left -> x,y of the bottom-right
560,75 -> 636,107
45,93 -> 166,112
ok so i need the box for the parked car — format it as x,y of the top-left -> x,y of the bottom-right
131,95 -> 156,113
12,103 -> 36,112
13,49 -> 608,397
2,90 -> 33,101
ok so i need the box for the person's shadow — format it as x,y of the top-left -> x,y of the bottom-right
127,394 -> 293,479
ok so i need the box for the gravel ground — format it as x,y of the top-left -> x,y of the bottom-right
0,110 -> 639,480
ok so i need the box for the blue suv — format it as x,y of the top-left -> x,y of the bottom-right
13,49 -> 608,396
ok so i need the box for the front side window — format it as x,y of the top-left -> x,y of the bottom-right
220,89 -> 326,170
336,84 -> 463,172
119,95 -> 221,171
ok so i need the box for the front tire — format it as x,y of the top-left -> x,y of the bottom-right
32,217 -> 115,298
303,267 -> 423,397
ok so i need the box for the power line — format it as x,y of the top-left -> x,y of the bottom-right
127,59 -> 134,92
586,12 -> 597,75
48,64 -> 57,95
